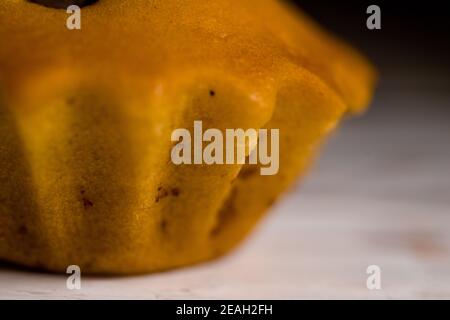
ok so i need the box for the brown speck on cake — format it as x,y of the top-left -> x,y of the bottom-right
82,197 -> 94,209
238,166 -> 258,180
160,219 -> 168,232
18,225 -> 28,235
155,186 -> 169,202
171,188 -> 180,196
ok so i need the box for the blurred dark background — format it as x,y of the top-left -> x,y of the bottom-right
293,1 -> 450,68
291,0 -> 450,96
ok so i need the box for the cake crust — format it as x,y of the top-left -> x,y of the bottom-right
0,0 -> 376,273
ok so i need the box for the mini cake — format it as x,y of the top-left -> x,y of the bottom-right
0,0 -> 376,274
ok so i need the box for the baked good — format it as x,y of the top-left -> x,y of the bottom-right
0,0 -> 376,274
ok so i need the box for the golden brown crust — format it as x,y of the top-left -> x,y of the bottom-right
0,0 -> 376,273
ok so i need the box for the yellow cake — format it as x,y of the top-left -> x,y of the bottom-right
0,0 -> 376,274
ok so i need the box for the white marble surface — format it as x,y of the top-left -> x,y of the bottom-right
1,76 -> 449,299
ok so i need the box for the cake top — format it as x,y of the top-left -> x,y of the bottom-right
0,0 -> 376,113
